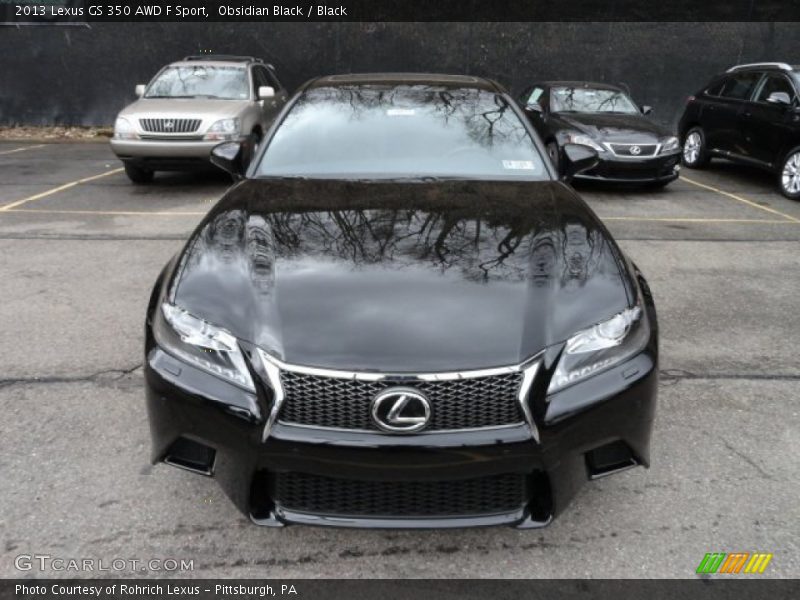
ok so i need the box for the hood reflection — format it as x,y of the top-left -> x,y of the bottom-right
172,179 -> 630,371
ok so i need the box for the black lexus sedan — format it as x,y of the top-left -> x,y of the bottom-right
145,74 -> 658,529
518,81 -> 681,187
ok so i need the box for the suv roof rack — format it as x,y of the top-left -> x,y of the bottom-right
726,62 -> 793,73
183,55 -> 262,63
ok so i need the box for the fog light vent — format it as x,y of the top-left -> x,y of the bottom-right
163,437 -> 216,476
586,440 -> 638,479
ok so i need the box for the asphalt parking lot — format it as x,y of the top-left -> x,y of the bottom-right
1,141 -> 798,578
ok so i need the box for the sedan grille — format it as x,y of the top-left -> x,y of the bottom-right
139,118 -> 201,134
608,143 -> 659,157
275,472 -> 527,517
278,370 -> 525,431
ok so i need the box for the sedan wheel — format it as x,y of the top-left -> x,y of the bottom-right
780,151 -> 800,199
682,130 -> 706,167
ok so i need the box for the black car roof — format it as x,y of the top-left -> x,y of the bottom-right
303,73 -> 507,93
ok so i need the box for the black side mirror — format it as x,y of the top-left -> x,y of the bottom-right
210,142 -> 246,178
525,102 -> 544,115
561,143 -> 599,182
641,105 -> 653,115
766,91 -> 791,106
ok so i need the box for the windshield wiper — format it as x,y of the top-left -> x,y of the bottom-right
144,95 -> 195,99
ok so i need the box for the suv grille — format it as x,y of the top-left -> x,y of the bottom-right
278,370 -> 525,431
275,472 -> 527,517
608,143 -> 658,157
139,118 -> 201,134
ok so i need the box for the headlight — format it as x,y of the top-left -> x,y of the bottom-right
564,133 -> 605,153
204,118 -> 240,140
547,306 -> 649,394
113,117 -> 137,140
660,136 -> 679,153
153,302 -> 255,392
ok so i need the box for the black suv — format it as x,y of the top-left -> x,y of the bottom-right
679,62 -> 800,199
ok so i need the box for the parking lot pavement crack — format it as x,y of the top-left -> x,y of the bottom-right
0,363 -> 143,390
704,430 -> 774,481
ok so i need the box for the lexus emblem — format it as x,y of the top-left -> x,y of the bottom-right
629,145 -> 642,155
164,120 -> 175,129
371,388 -> 431,433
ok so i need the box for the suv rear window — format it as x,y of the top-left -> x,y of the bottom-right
718,72 -> 762,100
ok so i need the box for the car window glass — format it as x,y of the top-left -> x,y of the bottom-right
705,80 -> 725,96
146,66 -> 249,100
526,87 -> 544,105
756,75 -> 795,102
550,86 -> 639,114
266,68 -> 283,91
256,85 -> 549,180
718,72 -> 762,100
253,67 -> 268,91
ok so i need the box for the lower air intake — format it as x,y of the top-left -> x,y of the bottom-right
274,472 -> 527,518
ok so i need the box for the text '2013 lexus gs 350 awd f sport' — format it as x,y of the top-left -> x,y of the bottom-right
144,74 -> 658,529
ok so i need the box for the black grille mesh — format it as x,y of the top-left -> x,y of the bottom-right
278,371 -> 524,431
275,472 -> 527,517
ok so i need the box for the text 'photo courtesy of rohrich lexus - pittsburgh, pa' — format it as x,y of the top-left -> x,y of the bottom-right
145,73 -> 658,529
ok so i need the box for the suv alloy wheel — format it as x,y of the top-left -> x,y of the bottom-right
780,148 -> 800,200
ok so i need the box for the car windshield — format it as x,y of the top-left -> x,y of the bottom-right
255,85 -> 548,180
550,86 -> 639,114
145,66 -> 249,100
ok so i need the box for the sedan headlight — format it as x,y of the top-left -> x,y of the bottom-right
563,133 -> 605,153
547,306 -> 649,394
113,117 -> 137,140
660,136 -> 679,154
204,118 -> 240,141
153,302 -> 255,392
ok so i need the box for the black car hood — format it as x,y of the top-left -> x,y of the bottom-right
168,178 -> 633,372
554,112 -> 671,143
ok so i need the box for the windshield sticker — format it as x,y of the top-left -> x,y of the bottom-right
502,160 -> 536,170
386,108 -> 416,116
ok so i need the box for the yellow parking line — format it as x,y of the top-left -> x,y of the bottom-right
0,167 -> 124,211
3,208 -> 206,216
0,144 -> 47,156
680,175 -> 800,223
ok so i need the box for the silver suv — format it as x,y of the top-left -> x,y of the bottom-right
111,55 -> 288,183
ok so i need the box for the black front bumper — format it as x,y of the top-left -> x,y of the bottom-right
576,152 -> 680,183
144,339 -> 658,529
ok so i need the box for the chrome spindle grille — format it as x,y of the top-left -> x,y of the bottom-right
608,143 -> 658,157
278,370 -> 525,431
138,118 -> 201,133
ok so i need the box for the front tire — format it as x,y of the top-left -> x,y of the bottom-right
682,127 -> 709,168
124,163 -> 154,184
779,148 -> 800,200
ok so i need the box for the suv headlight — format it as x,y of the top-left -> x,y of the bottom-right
564,133 -> 605,153
547,306 -> 649,394
204,118 -> 240,141
660,136 -> 679,154
153,302 -> 255,392
113,117 -> 137,140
